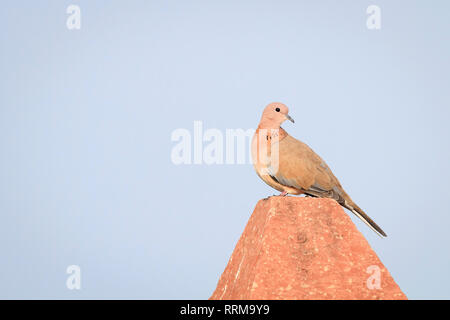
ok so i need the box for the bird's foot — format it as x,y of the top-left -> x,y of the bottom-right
264,191 -> 288,199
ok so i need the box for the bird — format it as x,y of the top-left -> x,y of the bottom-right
251,102 -> 387,237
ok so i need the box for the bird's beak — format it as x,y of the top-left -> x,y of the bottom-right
286,114 -> 295,123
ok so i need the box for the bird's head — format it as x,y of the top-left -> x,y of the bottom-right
259,102 -> 294,128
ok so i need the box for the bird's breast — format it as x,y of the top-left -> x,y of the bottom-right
252,127 -> 289,183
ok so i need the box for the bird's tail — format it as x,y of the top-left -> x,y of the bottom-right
341,196 -> 387,238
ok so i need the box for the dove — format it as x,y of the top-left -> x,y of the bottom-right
251,102 -> 387,237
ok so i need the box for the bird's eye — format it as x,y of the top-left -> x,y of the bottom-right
275,107 -> 280,112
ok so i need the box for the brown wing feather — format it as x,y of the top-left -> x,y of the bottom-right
272,135 -> 387,237
273,135 -> 338,192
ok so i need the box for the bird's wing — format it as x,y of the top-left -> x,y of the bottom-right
268,135 -> 345,202
270,134 -> 387,237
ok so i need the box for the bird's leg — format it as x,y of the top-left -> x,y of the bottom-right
279,191 -> 288,197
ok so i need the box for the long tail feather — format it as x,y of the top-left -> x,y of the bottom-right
346,203 -> 387,237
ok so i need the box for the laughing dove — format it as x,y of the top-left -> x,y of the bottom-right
251,102 -> 387,237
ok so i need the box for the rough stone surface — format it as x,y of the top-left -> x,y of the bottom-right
210,197 -> 406,300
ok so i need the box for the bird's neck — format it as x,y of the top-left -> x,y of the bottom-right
256,125 -> 288,141
257,118 -> 283,130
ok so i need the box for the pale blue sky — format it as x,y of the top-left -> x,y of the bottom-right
0,1 -> 449,299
